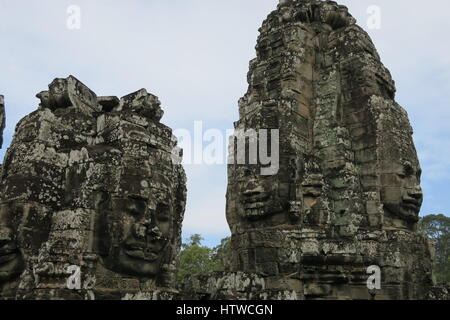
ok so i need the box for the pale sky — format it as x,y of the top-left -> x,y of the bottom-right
0,0 -> 449,247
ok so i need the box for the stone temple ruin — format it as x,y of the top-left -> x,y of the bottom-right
0,0 -> 447,300
183,0 -> 438,300
0,76 -> 186,299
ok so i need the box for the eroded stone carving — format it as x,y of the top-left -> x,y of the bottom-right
222,0 -> 434,300
0,0 -> 443,301
0,76 -> 186,300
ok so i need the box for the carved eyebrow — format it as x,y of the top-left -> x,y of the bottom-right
124,197 -> 147,214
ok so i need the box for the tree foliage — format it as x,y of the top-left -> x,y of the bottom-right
419,214 -> 450,284
211,236 -> 232,271
176,234 -> 232,284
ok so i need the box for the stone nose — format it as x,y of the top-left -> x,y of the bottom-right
140,206 -> 155,225
134,213 -> 153,239
136,211 -> 164,237
142,214 -> 152,226
148,226 -> 163,238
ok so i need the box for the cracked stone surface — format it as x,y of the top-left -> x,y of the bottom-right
0,76 -> 186,300
182,0 -> 437,300
0,0 -> 446,301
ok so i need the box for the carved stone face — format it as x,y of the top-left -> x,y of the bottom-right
227,104 -> 305,232
237,165 -> 284,220
380,160 -> 423,223
0,205 -> 24,283
98,184 -> 174,277
375,102 -> 423,227
228,153 -> 301,233
0,202 -> 51,284
93,94 -> 183,283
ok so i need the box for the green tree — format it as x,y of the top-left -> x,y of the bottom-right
419,214 -> 450,284
211,237 -> 232,271
182,234 -> 203,249
176,235 -> 233,284
176,234 -> 221,283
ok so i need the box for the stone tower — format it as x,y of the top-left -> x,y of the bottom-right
0,76 -> 186,300
225,0 -> 434,300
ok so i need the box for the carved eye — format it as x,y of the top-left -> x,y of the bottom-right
126,197 -> 146,217
404,163 -> 414,177
155,203 -> 170,222
397,162 -> 414,179
416,168 -> 422,181
127,205 -> 142,217
397,172 -> 406,179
